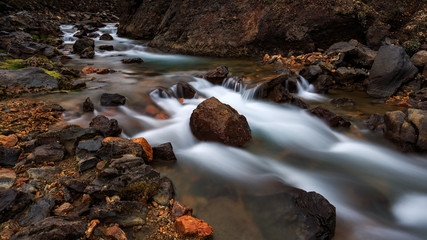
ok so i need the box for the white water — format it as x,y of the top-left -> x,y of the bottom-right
60,24 -> 427,240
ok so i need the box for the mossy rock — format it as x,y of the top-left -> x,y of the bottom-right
403,40 -> 421,56
119,180 -> 160,203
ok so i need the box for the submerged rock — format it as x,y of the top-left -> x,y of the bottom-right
99,45 -> 114,51
100,93 -> 126,106
99,33 -> 113,41
309,106 -> 351,128
190,97 -> 252,147
121,58 -> 143,64
89,115 -> 122,137
73,38 -> 95,55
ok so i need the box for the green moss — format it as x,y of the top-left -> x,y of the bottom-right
403,40 -> 420,56
119,181 -> 160,202
42,69 -> 61,79
0,59 -> 25,70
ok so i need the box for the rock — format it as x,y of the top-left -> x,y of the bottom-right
365,113 -> 385,133
330,98 -> 355,107
81,66 -> 99,74
366,25 -> 390,50
80,46 -> 95,59
172,201 -> 193,220
83,97 -> 95,112
27,167 -> 56,179
76,136 -> 104,160
97,137 -> 143,160
0,169 -> 16,190
384,111 -> 417,152
121,58 -> 143,64
104,224 -> 127,240
59,177 -> 88,194
73,31 -> 86,39
97,68 -> 110,74
309,107 -> 351,128
100,93 -> 126,106
407,109 -> 427,151
332,67 -> 368,83
73,38 -> 95,54
326,41 -> 356,54
149,87 -> 174,98
18,194 -> 55,227
131,138 -> 153,162
89,201 -> 147,227
0,31 -> 33,49
7,40 -> 57,59
27,143 -> 64,163
0,68 -> 58,95
204,66 -> 229,84
152,142 -> 177,164
0,189 -> 33,224
300,65 -> 322,82
99,33 -> 113,41
0,147 -> 22,167
78,156 -> 99,172
59,126 -> 99,155
99,45 -> 114,51
190,97 -> 252,147
411,50 -> 427,68
176,81 -> 197,99
175,215 -> 213,238
0,134 -> 18,148
153,177 -> 174,206
327,41 -> 377,68
10,216 -> 86,240
53,202 -> 74,216
367,45 -> 418,98
89,115 -> 122,137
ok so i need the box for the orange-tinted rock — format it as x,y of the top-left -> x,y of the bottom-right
81,66 -> 99,74
145,105 -> 160,115
53,202 -> 74,216
155,112 -> 169,119
175,215 -> 213,238
85,219 -> 100,238
0,134 -> 18,148
131,137 -> 153,162
97,68 -> 110,74
104,224 -> 127,240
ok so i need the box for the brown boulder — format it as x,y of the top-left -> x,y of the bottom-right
131,137 -> 153,162
190,97 -> 251,147
0,134 -> 18,148
97,137 -> 144,160
204,66 -> 229,85
175,215 -> 213,238
89,115 -> 122,137
407,109 -> 427,151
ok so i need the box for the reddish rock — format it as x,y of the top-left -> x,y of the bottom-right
104,224 -> 127,240
172,201 -> 193,220
145,105 -> 160,115
131,137 -> 153,162
204,66 -> 229,85
96,68 -> 110,74
53,202 -> 74,216
81,66 -> 99,74
175,215 -> 213,238
190,97 -> 251,147
0,135 -> 18,148
0,169 -> 16,190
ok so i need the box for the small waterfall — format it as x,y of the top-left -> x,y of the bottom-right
297,75 -> 327,101
221,77 -> 261,100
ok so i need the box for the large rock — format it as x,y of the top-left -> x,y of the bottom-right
73,38 -> 95,54
407,109 -> 427,151
18,194 -> 56,227
89,115 -> 122,137
96,137 -> 144,160
175,215 -> 213,238
190,97 -> 252,147
118,0 -> 373,57
367,45 -> 418,98
99,33 -> 113,41
27,143 -> 65,163
7,40 -> 57,59
0,68 -> 58,95
10,216 -> 86,240
100,93 -> 126,106
0,146 -> 22,167
204,66 -> 229,85
89,201 -> 147,227
384,111 -> 417,152
0,189 -> 33,224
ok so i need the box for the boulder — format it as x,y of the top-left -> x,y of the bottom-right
327,41 -> 377,68
73,38 -> 94,54
0,189 -> 33,224
299,65 -> 322,82
190,97 -> 252,147
366,24 -> 390,50
152,142 -> 177,164
89,201 -> 147,227
175,215 -> 213,238
407,109 -> 427,151
96,137 -> 143,160
176,81 -> 197,99
121,58 -> 143,64
204,66 -> 229,84
367,45 -> 418,98
80,47 -> 95,59
152,177 -> 174,206
0,68 -> 58,95
100,93 -> 126,106
99,33 -> 113,40
27,143 -> 65,163
99,45 -> 114,51
10,216 -> 86,240
384,111 -> 417,152
83,97 -> 95,112
89,115 -> 122,137
309,107 -> 351,128
7,40 -> 57,59
411,50 -> 427,68
0,147 -> 22,167
131,138 -> 153,162
18,194 -> 56,227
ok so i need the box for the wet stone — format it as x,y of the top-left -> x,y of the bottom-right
18,194 -> 56,227
0,189 -> 33,224
0,169 -> 16,190
27,167 -> 56,180
78,156 -> 99,172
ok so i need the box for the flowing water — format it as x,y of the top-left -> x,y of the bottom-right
52,24 -> 427,240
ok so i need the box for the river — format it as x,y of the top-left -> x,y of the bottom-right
50,23 -> 427,240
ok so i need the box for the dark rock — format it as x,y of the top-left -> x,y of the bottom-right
326,41 -> 356,54
27,143 -> 65,163
152,142 -> 177,164
59,126 -> 99,155
366,25 -> 390,50
0,189 -> 33,224
7,40 -> 57,59
99,45 -> 114,51
80,46 -> 95,59
190,97 -> 252,147
327,41 -> 377,68
121,58 -> 143,64
59,177 -> 88,194
73,38 -> 94,54
411,50 -> 427,68
100,93 -> 126,106
384,111 -> 417,152
172,201 -> 193,220
87,32 -> 100,38
18,194 -> 55,227
176,81 -> 196,99
332,67 -> 368,83
153,177 -> 175,206
10,216 -> 86,240
89,201 -> 147,227
73,31 -> 86,39
300,65 -> 322,82
0,68 -> 58,95
27,167 -> 56,180
76,136 -> 104,159
407,108 -> 427,151
89,115 -> 122,137
309,106 -> 351,128
204,66 -> 229,84
0,31 -> 33,49
96,137 -> 144,160
99,33 -> 113,41
365,113 -> 385,133
367,45 -> 418,98
0,169 -> 16,190
313,74 -> 333,93
330,98 -> 355,107
78,156 -> 99,172
0,147 -> 22,167
83,97 -> 94,112
149,87 -> 174,98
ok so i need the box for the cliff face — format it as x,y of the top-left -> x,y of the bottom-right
117,0 -> 425,57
